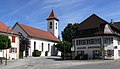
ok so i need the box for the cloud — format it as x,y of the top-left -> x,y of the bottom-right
0,0 -> 40,19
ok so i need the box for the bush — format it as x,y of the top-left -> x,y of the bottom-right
32,50 -> 41,57
82,54 -> 88,60
74,54 -> 81,60
74,54 -> 88,60
45,51 -> 48,56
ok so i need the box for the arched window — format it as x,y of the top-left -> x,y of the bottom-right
48,43 -> 50,51
50,22 -> 52,29
42,42 -> 44,51
56,23 -> 57,29
34,41 -> 36,50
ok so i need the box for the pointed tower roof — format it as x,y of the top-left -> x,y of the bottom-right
46,9 -> 59,21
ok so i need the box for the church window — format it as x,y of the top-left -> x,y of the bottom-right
34,42 -> 36,50
48,43 -> 50,51
56,23 -> 57,29
42,43 -> 44,51
50,22 -> 52,29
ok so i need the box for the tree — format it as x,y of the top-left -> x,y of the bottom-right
0,34 -> 11,64
0,34 -> 11,49
55,41 -> 71,53
62,23 -> 79,48
19,33 -> 30,58
55,41 -> 71,59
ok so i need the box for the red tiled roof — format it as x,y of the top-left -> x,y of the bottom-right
0,21 -> 18,34
46,9 -> 59,21
17,23 -> 60,42
112,22 -> 120,30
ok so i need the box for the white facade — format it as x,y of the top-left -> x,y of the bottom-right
72,21 -> 120,60
28,38 -> 57,56
47,19 -> 58,38
0,33 -> 19,59
13,23 -> 59,57
72,36 -> 120,59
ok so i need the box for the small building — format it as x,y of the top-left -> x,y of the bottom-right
12,9 -> 60,57
0,21 -> 19,59
72,14 -> 120,60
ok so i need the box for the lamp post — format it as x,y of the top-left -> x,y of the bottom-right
5,26 -> 11,65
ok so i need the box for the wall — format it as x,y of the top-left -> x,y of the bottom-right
47,19 -> 58,38
0,32 -> 19,59
29,38 -> 57,56
73,36 -> 120,59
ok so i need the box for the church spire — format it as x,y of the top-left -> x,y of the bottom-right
46,9 -> 59,21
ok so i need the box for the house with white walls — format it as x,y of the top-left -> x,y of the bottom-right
0,21 -> 19,60
12,9 -> 60,57
72,14 -> 120,60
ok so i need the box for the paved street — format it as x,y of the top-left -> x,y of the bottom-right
0,56 -> 120,69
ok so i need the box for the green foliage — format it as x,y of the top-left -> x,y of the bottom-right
55,41 -> 71,53
32,50 -> 41,57
19,33 -> 30,51
62,23 -> 79,47
75,54 -> 88,60
0,35 -> 11,49
19,33 -> 30,57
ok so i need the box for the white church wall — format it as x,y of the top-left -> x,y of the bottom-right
29,38 -> 56,56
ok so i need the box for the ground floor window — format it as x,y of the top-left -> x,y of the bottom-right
106,50 -> 114,57
77,51 -> 84,55
10,48 -> 17,53
92,50 -> 102,59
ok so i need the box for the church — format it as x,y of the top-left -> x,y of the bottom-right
12,9 -> 60,57
72,14 -> 120,60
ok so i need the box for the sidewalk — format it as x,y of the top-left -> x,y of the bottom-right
0,59 -> 26,69
0,56 -> 114,69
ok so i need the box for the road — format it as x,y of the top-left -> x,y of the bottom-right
0,56 -> 120,69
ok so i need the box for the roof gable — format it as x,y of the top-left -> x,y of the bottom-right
78,14 -> 108,30
17,23 -> 60,42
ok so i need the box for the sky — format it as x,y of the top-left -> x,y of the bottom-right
0,0 -> 120,39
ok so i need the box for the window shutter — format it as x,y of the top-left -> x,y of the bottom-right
15,48 -> 17,53
12,36 -> 15,42
9,48 -> 12,53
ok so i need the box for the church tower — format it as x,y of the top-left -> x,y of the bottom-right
46,9 -> 59,38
